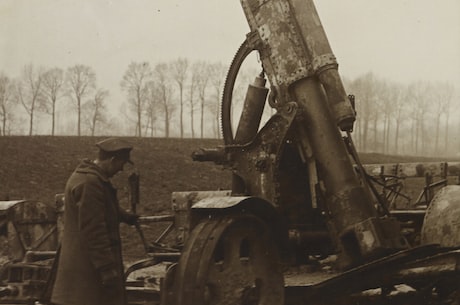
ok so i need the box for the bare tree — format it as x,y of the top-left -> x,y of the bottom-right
369,78 -> 385,152
346,74 -> 458,156
407,81 -> 430,155
429,83 -> 443,154
144,81 -> 160,137
84,88 -> 108,136
0,73 -> 16,136
208,62 -> 227,138
378,80 -> 398,154
154,63 -> 175,138
348,72 -> 378,152
195,61 -> 210,138
16,64 -> 44,136
120,62 -> 152,137
391,83 -> 406,154
171,58 -> 189,138
188,63 -> 201,138
432,82 -> 454,154
42,68 -> 65,135
66,65 -> 96,136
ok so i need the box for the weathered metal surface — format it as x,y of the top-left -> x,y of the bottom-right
0,261 -> 53,304
363,162 -> 460,178
395,249 -> 460,280
225,102 -> 298,206
171,190 -> 231,245
361,161 -> 460,212
284,245 -> 458,305
171,0 -> 460,302
165,0 -> 460,303
170,215 -> 284,305
291,77 -> 408,268
240,0 -> 355,129
421,185 -> 460,247
0,200 -> 58,261
191,195 -> 248,209
0,201 -> 26,211
0,199 -> 59,305
240,0 -> 312,89
234,74 -> 269,145
235,0 -> 408,270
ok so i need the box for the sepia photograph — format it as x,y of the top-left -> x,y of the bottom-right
1,1 -> 460,304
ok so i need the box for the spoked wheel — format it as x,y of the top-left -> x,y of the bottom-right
173,215 -> 284,305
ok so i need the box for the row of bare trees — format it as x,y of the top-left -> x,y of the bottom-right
1,61 -> 459,156
345,72 -> 458,156
0,59 -> 234,139
118,60 -> 459,156
120,59 -> 228,138
0,64 -> 107,136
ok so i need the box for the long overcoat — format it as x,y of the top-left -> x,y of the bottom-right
51,159 -> 127,305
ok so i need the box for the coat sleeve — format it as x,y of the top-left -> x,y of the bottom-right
73,177 -> 117,271
118,208 -> 138,225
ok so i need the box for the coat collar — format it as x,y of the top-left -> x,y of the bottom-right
75,159 -> 110,182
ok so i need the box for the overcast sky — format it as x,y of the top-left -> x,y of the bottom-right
1,0 -> 460,112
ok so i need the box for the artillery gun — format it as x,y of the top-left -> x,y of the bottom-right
125,1 -> 460,304
3,1 -> 460,305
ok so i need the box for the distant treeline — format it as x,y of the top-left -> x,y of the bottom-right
1,59 -> 459,157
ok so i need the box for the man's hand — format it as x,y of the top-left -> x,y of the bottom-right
123,212 -> 139,226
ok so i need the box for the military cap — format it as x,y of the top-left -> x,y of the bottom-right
96,137 -> 133,164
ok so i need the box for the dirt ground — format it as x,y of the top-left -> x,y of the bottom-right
0,136 -> 454,261
0,136 -> 231,260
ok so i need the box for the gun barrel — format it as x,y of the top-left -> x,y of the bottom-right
240,0 -> 355,131
240,0 -> 407,269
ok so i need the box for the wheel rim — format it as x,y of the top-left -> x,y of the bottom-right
173,215 -> 284,305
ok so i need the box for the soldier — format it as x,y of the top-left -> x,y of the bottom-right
51,138 -> 138,305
